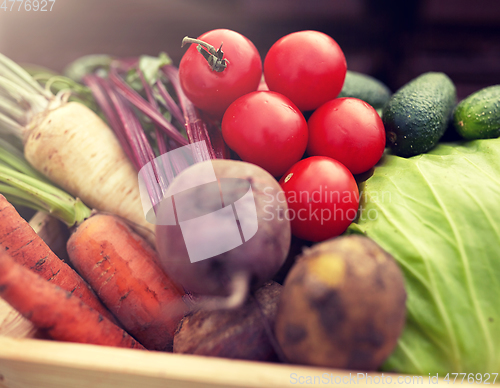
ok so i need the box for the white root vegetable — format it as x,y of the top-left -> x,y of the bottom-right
0,54 -> 154,244
25,102 -> 154,239
0,297 -> 40,339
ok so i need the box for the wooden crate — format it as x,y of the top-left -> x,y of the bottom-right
0,336 -> 449,388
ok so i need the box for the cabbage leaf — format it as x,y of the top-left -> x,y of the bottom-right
349,138 -> 500,374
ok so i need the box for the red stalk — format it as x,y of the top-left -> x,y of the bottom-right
161,65 -> 214,159
85,58 -> 230,217
156,80 -> 184,125
82,74 -> 136,167
108,66 -> 188,147
84,74 -> 168,209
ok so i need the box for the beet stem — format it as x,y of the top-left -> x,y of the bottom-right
161,65 -> 217,160
108,66 -> 188,147
82,74 -> 136,168
155,80 -> 184,124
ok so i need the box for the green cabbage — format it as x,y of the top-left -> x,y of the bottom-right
349,138 -> 500,374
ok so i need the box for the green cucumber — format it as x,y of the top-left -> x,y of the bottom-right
453,85 -> 500,140
382,72 -> 456,157
338,70 -> 391,110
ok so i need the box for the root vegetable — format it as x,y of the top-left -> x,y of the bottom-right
28,211 -> 70,262
24,102 -> 153,239
275,234 -> 406,370
0,54 -> 154,245
174,281 -> 281,361
0,297 -> 42,339
155,159 -> 291,308
67,213 -> 188,351
0,194 -> 117,323
0,143 -> 186,351
0,250 -> 144,349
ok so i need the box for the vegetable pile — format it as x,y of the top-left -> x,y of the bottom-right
1,25 -> 500,377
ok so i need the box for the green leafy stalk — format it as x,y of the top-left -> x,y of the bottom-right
0,186 -> 49,213
0,94 -> 26,122
29,71 -> 100,113
0,53 -> 104,142
0,141 -> 91,226
63,54 -> 114,82
0,138 -> 48,181
0,111 -> 24,138
0,53 -> 55,140
0,75 -> 48,116
0,52 -> 51,97
27,68 -> 105,119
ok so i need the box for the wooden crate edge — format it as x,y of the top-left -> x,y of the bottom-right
0,337 -> 477,388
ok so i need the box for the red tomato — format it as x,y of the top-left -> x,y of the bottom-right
279,156 -> 359,242
179,29 -> 262,119
221,91 -> 308,177
307,97 -> 386,175
263,30 -> 346,112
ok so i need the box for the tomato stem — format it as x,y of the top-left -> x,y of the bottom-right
181,36 -> 229,72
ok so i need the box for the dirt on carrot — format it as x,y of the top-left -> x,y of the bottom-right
67,213 -> 188,351
0,249 -> 144,349
0,195 -> 118,324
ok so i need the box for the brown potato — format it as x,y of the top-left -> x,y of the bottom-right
275,234 -> 406,370
174,281 -> 281,361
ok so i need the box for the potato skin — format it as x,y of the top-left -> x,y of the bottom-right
275,234 -> 406,370
174,281 -> 281,361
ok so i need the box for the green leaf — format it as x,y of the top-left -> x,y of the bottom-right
63,54 -> 113,82
349,138 -> 500,374
125,53 -> 172,92
139,53 -> 172,86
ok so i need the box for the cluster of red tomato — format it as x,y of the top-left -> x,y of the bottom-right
179,29 -> 386,242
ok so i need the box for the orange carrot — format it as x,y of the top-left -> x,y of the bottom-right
67,213 -> 188,351
0,195 -> 118,324
0,250 -> 144,349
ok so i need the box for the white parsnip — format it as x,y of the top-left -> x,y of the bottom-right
24,102 -> 155,243
0,53 -> 155,245
0,297 -> 39,339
